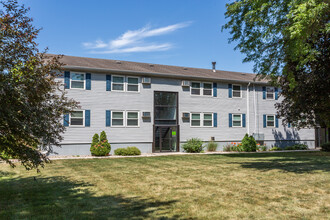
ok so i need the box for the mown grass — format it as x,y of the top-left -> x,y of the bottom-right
0,151 -> 329,219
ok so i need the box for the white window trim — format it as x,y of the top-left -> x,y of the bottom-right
202,112 -> 213,127
126,111 -> 140,127
232,84 -> 242,98
190,82 -> 213,96
190,112 -> 214,127
266,86 -> 275,100
232,114 -> 242,128
266,114 -> 276,128
126,76 -> 140,93
69,110 -> 85,127
70,72 -> 85,90
111,110 -> 125,127
111,75 -> 125,92
111,110 -> 140,128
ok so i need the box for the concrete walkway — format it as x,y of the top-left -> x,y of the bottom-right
48,149 -> 320,161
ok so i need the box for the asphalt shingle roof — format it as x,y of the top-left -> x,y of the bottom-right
48,54 -> 268,84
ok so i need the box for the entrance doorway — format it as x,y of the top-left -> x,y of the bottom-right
153,91 -> 179,152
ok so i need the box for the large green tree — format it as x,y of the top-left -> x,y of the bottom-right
0,0 -> 77,170
223,0 -> 330,128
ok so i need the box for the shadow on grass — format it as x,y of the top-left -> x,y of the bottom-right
212,151 -> 330,173
0,176 -> 180,219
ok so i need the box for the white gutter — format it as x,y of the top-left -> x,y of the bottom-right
247,82 -> 251,135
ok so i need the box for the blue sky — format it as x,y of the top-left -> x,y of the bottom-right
20,0 -> 254,73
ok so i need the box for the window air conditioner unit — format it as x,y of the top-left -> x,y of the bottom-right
142,112 -> 151,118
142,77 -> 151,84
181,80 -> 190,87
182,112 -> 190,119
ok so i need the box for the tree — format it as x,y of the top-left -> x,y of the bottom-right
0,0 -> 78,170
223,0 -> 330,128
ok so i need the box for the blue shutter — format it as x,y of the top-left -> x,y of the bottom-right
213,113 -> 217,127
228,84 -> 232,98
263,115 -> 267,128
229,113 -> 232,127
288,123 -> 291,128
213,82 -> 217,97
262,87 -> 266,99
106,75 -> 111,91
242,114 -> 246,127
275,116 -> 279,128
275,87 -> 278,100
86,73 -> 91,90
63,114 -> 69,127
85,110 -> 90,127
64,71 -> 70,89
106,110 -> 111,127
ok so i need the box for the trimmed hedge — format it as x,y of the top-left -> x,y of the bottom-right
284,144 -> 308,150
321,142 -> 330,152
114,147 -> 141,156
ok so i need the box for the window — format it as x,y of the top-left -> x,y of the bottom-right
127,111 -> 139,127
267,115 -> 275,127
112,76 -> 124,91
203,113 -> 213,127
191,113 -> 201,126
70,110 -> 84,126
191,82 -> 201,95
232,85 -> 241,98
112,111 -> 124,126
191,113 -> 213,127
266,87 -> 275,100
203,83 -> 212,96
127,77 -> 139,92
71,73 -> 85,89
232,114 -> 242,127
191,82 -> 213,96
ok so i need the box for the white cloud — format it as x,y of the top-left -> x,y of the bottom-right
82,22 -> 191,54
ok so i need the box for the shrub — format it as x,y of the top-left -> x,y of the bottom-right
284,144 -> 308,150
90,131 -> 111,156
206,141 -> 218,152
91,133 -> 99,147
182,138 -> 204,153
269,146 -> 282,151
114,147 -> 141,156
321,142 -> 330,152
223,144 -> 232,152
241,134 -> 257,152
257,145 -> 267,151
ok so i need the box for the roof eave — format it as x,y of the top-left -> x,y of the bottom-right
63,65 -> 269,85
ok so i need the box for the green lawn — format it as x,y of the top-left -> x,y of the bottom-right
0,152 -> 329,219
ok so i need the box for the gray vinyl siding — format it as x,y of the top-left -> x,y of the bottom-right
54,71 -> 315,155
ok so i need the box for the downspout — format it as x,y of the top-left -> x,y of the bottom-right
247,82 -> 251,135
254,84 -> 257,134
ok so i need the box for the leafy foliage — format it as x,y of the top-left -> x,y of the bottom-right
91,133 -> 99,147
284,144 -> 308,150
269,147 -> 283,151
90,131 -> 111,156
0,0 -> 78,170
182,138 -> 204,153
241,134 -> 257,152
206,141 -> 218,152
114,147 -> 141,156
223,0 -> 330,128
320,142 -> 330,152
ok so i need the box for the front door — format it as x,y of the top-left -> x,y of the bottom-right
153,91 -> 179,152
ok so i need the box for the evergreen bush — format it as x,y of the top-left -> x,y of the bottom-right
90,131 -> 111,156
241,134 -> 257,152
321,142 -> 330,152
